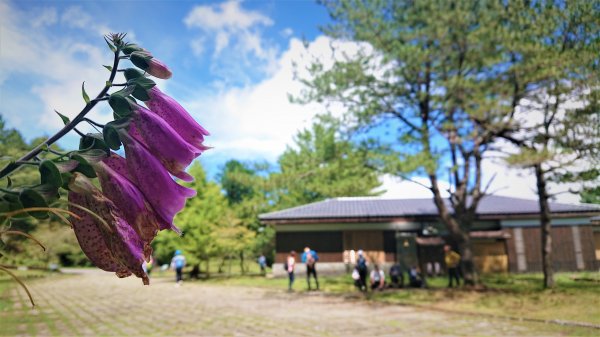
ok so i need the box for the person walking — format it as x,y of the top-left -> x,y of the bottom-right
171,250 -> 186,286
301,246 -> 320,290
286,251 -> 296,291
356,250 -> 368,291
257,254 -> 267,274
444,245 -> 461,288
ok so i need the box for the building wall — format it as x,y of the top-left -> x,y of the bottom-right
506,226 -> 598,272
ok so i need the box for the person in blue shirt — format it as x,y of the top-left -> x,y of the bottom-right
171,250 -> 186,285
301,246 -> 319,290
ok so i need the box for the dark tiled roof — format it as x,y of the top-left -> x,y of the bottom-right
259,195 -> 600,221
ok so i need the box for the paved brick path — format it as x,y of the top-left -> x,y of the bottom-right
0,270 -> 590,336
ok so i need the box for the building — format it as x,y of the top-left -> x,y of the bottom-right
259,196 -> 600,275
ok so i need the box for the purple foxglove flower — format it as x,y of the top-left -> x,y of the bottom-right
146,87 -> 210,151
147,58 -> 172,79
129,104 -> 201,182
68,173 -> 149,285
98,153 -> 180,234
95,160 -> 163,258
120,133 -> 196,227
130,51 -> 172,79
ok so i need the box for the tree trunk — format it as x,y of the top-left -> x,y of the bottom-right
535,164 -> 554,288
218,257 -> 226,273
457,233 -> 477,286
429,174 -> 479,286
240,251 -> 245,275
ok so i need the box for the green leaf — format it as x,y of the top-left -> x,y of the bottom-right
39,160 -> 63,188
6,176 -> 12,188
54,110 -> 70,125
82,82 -> 91,104
103,65 -> 113,72
19,189 -> 49,219
70,154 -> 97,178
103,124 -> 122,151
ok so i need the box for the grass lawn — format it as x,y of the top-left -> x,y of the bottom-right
201,270 -> 600,326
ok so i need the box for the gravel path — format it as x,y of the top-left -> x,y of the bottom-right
0,270 -> 590,336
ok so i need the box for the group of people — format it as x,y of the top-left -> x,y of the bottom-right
351,245 -> 463,291
167,244 -> 462,290
285,247 -> 320,291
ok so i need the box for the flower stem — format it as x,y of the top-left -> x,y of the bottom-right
0,48 -> 122,180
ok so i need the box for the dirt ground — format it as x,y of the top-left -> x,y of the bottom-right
0,269 -> 595,336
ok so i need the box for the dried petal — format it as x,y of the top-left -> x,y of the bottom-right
68,174 -> 149,285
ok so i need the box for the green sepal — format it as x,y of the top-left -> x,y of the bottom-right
82,82 -> 91,104
123,68 -> 145,80
1,193 -> 26,219
103,125 -> 121,151
70,154 -> 97,178
108,94 -> 134,116
130,51 -> 152,71
61,172 -> 73,190
33,184 -> 60,204
132,86 -> 150,101
122,43 -> 144,55
54,110 -> 70,125
39,160 -> 63,188
79,133 -> 109,152
128,76 -> 156,90
126,76 -> 155,101
19,189 -> 49,219
54,160 -> 80,174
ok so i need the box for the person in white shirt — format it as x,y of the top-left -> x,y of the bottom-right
370,264 -> 385,291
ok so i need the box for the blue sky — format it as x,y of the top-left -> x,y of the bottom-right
0,0 -> 582,202
1,0 -> 330,174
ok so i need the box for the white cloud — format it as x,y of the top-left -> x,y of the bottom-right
31,7 -> 57,28
376,174 -> 451,199
183,0 -> 277,78
280,28 -> 293,38
0,2 -> 127,138
184,0 -> 272,32
179,36 -> 368,163
61,6 -> 111,37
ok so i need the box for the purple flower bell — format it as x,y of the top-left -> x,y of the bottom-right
68,173 -> 149,285
146,87 -> 210,151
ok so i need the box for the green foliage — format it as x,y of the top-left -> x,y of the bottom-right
219,160 -> 256,205
580,186 -> 600,204
153,162 -> 256,274
273,120 -> 381,209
